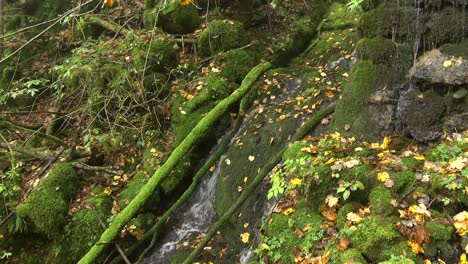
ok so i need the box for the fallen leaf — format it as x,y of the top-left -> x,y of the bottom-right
407,240 -> 424,254
380,136 -> 391,150
347,212 -> 362,224
103,0 -> 113,7
294,227 -> 305,238
283,207 -> 295,215
343,159 -> 360,168
325,195 -> 339,207
240,232 -> 250,243
443,60 -> 452,68
450,156 -> 467,171
336,237 -> 349,251
225,159 -> 231,165
248,155 -> 255,161
377,171 -> 390,182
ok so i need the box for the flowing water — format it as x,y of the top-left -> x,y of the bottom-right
142,108 -> 258,264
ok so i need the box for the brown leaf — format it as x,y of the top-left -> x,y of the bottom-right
336,237 -> 349,251
294,227 -> 305,238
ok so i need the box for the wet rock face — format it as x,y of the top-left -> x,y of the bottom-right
410,49 -> 468,86
397,48 -> 467,142
398,88 -> 446,142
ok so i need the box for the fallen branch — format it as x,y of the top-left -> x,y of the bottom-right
0,120 -> 67,147
182,103 -> 336,264
83,14 -> 129,35
0,143 -> 53,161
77,62 -> 271,264
75,162 -> 122,176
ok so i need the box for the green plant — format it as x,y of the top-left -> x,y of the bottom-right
346,0 -> 364,13
267,157 -> 311,200
336,180 -> 364,200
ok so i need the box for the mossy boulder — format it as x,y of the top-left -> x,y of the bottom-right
16,163 -> 79,238
262,202 -> 323,263
218,48 -> 258,84
197,19 -> 244,56
337,202 -> 358,229
338,248 -> 367,263
333,60 -> 387,139
48,187 -> 112,263
349,216 -> 401,262
132,36 -> 178,73
158,5 -> 201,34
369,185 -> 394,216
356,37 -> 396,64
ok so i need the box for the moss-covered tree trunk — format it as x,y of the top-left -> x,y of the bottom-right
77,62 -> 271,264
0,0 -> 4,72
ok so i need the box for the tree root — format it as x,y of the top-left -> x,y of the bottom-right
77,62 -> 272,264
181,103 -> 336,264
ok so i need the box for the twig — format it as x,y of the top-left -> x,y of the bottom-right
0,0 -> 96,64
0,211 -> 14,227
0,143 -> 53,161
36,147 -> 65,177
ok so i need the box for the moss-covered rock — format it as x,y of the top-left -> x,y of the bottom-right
133,36 -> 178,73
440,42 -> 468,57
333,60 -> 386,138
158,5 -> 201,34
349,216 -> 400,262
369,185 -> 393,216
262,202 -> 323,263
16,163 -> 79,238
337,202 -> 358,229
356,37 -> 396,64
45,186 -> 112,264
337,248 -> 367,263
218,48 -> 258,84
282,141 -> 310,161
197,19 -> 244,56
393,171 -> 414,192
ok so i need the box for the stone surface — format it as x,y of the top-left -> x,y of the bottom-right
410,49 -> 468,86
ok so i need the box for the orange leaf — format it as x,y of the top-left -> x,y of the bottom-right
336,237 -> 349,251
103,0 -> 113,7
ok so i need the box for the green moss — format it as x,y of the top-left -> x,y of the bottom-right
322,3 -> 359,31
132,36 -> 178,73
425,220 -> 453,242
356,37 -> 396,64
168,248 -> 192,264
158,5 -> 201,34
427,8 -> 466,46
128,213 -> 155,233
338,248 -> 366,263
171,74 -> 236,144
118,172 -> 160,210
440,43 -> 468,57
305,164 -> 333,210
282,141 -> 310,161
50,198 -> 111,264
337,203 -> 358,229
198,19 -> 244,56
393,171 -> 414,192
333,61 -> 384,136
379,260 -> 415,264
15,163 -> 79,238
263,201 -> 323,263
401,158 -> 423,169
369,185 -> 393,216
218,48 -> 258,84
349,216 -> 400,262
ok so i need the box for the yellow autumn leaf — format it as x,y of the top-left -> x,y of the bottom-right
103,187 -> 112,196
248,155 -> 255,161
460,253 -> 467,264
414,154 -> 425,160
443,60 -> 452,68
450,156 -> 467,171
283,207 -> 295,215
377,171 -> 390,182
103,0 -> 113,7
240,232 -> 250,243
346,212 -> 362,224
325,157 -> 336,165
380,136 -> 391,150
407,240 -> 424,254
289,178 -> 302,186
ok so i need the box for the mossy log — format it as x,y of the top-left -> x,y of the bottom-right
82,14 -> 129,35
182,103 -> 336,264
77,62 -> 271,264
